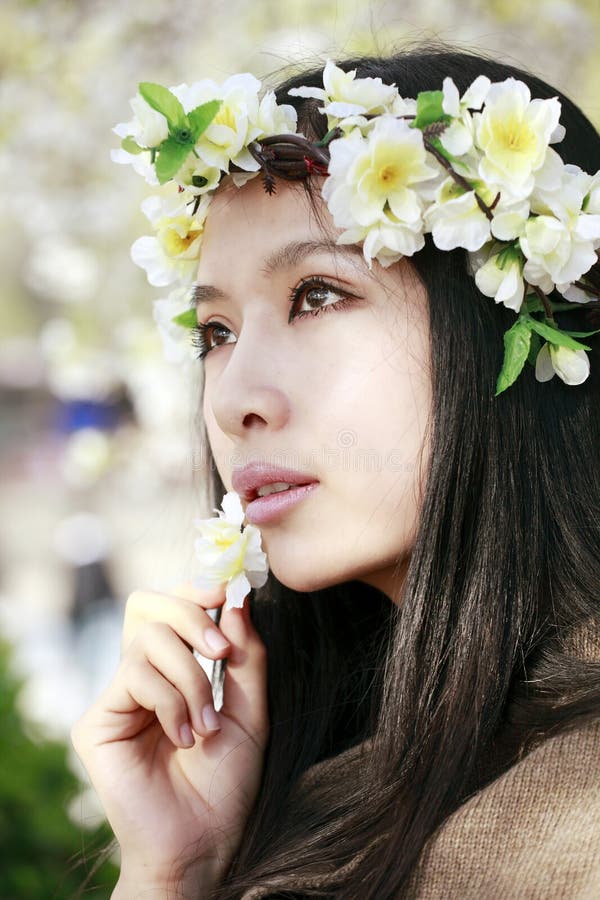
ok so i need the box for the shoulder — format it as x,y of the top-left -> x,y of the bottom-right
406,717 -> 600,899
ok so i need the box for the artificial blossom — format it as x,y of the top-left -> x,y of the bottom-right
193,491 -> 269,610
113,61 -> 600,394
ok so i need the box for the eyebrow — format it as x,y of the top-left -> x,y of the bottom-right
189,239 -> 365,309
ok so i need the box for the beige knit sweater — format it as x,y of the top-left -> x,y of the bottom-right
241,622 -> 600,899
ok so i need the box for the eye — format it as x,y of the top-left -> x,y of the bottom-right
190,276 -> 360,361
190,321 -> 235,360
287,276 -> 360,324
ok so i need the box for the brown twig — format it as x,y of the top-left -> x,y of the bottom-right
422,136 -> 495,221
527,283 -> 556,323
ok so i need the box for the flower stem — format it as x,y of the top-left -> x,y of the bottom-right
422,137 -> 494,221
528,283 -> 555,323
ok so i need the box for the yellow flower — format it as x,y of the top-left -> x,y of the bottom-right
475,78 -> 562,198
193,492 -> 269,609
324,117 -> 437,224
131,191 -> 210,287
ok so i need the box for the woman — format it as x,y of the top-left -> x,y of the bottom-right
71,46 -> 600,898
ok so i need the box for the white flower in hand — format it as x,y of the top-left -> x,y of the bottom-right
194,492 -> 269,610
535,342 -> 590,385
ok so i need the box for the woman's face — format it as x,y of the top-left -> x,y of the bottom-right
197,176 -> 431,603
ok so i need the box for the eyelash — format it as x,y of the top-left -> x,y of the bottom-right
189,276 -> 359,361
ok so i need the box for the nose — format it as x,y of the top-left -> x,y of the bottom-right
206,321 -> 291,440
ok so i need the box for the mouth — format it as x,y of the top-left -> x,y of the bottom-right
244,481 -> 320,525
246,480 -> 317,501
231,463 -> 320,503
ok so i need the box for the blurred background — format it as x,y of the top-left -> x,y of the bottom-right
1,0 -> 599,895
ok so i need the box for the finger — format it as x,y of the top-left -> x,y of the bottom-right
218,597 -> 269,746
139,622 -> 221,737
169,581 -> 226,610
107,656 -> 195,749
122,590 -> 231,660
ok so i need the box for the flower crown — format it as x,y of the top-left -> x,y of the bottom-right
113,60 -> 600,395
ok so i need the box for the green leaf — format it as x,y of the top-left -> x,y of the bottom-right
526,330 -> 543,366
560,327 -> 600,338
316,126 -> 343,147
496,243 -> 524,272
413,90 -> 447,129
155,137 -> 193,183
427,134 -> 457,163
495,317 -> 533,396
188,100 -> 222,141
524,294 -> 545,314
139,82 -> 187,129
525,315 -> 592,351
172,308 -> 198,329
121,135 -> 145,155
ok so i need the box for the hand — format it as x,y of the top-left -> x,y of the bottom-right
70,583 -> 268,894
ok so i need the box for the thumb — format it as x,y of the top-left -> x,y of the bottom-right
218,595 -> 269,746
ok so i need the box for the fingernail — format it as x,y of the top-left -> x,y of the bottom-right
205,628 -> 230,653
180,722 -> 195,747
202,703 -> 221,732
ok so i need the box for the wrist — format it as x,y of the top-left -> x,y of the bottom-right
113,858 -> 221,899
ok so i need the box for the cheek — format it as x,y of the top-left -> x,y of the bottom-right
202,389 -> 230,484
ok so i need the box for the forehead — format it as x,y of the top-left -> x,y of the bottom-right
198,176 -> 333,267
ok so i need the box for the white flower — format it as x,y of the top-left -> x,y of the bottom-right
424,179 -> 491,251
173,155 -> 221,196
489,198 -> 530,241
474,78 -> 562,199
289,59 -> 400,121
131,191 -> 210,287
586,170 -> 600,217
172,74 -> 264,172
556,282 -> 596,303
255,90 -> 298,138
111,148 -> 158,183
535,342 -> 590,385
532,163 -> 600,240
193,491 -> 269,610
115,93 -> 170,149
473,246 -> 525,311
440,75 -> 490,156
322,117 -> 439,267
152,288 -> 196,364
520,213 -> 598,287
336,96 -> 417,137
323,115 -> 438,229
335,215 -> 426,268
111,93 -> 170,184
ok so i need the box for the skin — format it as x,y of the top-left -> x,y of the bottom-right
71,176 -> 432,898
200,176 -> 432,605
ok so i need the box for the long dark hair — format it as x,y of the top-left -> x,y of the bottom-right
194,46 -> 600,899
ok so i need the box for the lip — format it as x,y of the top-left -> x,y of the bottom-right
231,462 -> 320,502
244,482 -> 320,525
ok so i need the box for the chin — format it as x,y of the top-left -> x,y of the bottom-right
266,561 -> 351,594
